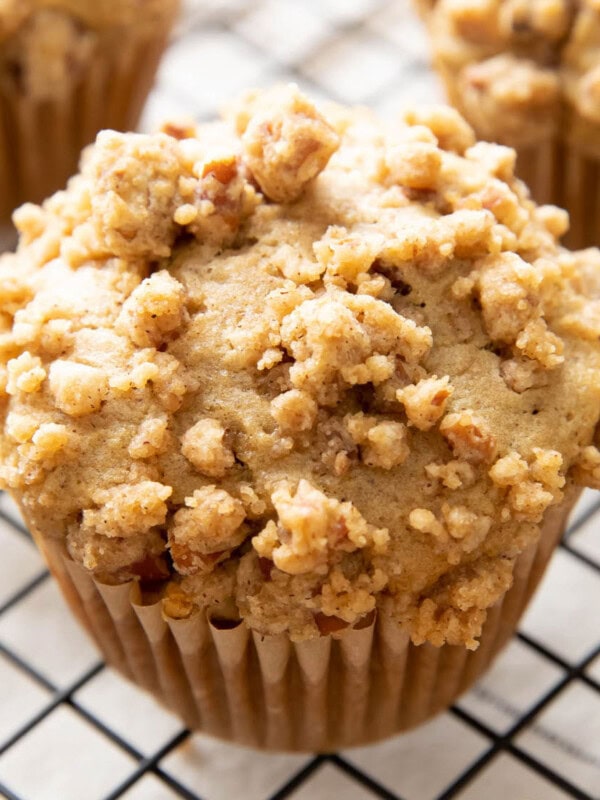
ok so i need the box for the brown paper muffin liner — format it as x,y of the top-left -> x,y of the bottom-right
31,491 -> 577,753
0,20 -> 176,221
513,138 -> 600,250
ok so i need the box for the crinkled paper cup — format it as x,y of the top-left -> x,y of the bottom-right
31,488 -> 578,753
0,15 -> 177,221
513,137 -> 600,250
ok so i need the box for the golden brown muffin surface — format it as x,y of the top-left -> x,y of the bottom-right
2,85 -> 600,649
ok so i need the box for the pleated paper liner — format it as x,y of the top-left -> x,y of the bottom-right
0,12 -> 177,222
33,488 -> 578,753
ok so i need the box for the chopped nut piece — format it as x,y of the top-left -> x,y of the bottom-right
440,411 -> 497,464
500,357 -> 548,393
169,487 -> 246,575
397,375 -> 453,431
161,120 -> 197,141
252,479 -> 389,575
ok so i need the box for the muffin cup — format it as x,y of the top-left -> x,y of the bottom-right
514,138 -> 600,249
27,486 -> 579,753
0,12 -> 177,221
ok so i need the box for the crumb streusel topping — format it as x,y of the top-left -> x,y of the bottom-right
421,0 -> 600,151
2,85 -> 600,648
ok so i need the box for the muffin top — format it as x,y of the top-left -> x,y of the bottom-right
2,85 -> 600,648
0,0 -> 178,99
424,0 -> 600,146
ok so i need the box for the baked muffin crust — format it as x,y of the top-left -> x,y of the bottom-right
2,85 -> 600,649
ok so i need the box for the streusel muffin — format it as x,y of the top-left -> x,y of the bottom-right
417,0 -> 600,248
1,85 -> 600,751
0,0 -> 180,220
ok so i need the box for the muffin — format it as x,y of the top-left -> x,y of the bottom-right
0,0 -> 180,220
417,0 -> 600,248
1,85 -> 600,752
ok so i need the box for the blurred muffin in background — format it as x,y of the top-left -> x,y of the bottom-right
417,0 -> 600,248
0,0 -> 180,220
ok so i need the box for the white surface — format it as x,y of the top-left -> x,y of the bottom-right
458,639 -> 565,734
343,714 -> 489,799
0,520 -> 45,609
119,775 -> 183,800
288,763 -> 377,799
519,548 -> 600,662
0,578 -> 100,689
0,706 -> 135,800
0,653 -> 51,747
456,754 -> 572,800
74,669 -> 184,757
570,507 -> 600,563
516,682 -> 600,796
160,734 -> 309,800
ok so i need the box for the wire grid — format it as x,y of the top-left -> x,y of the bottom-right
0,2 -> 600,799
